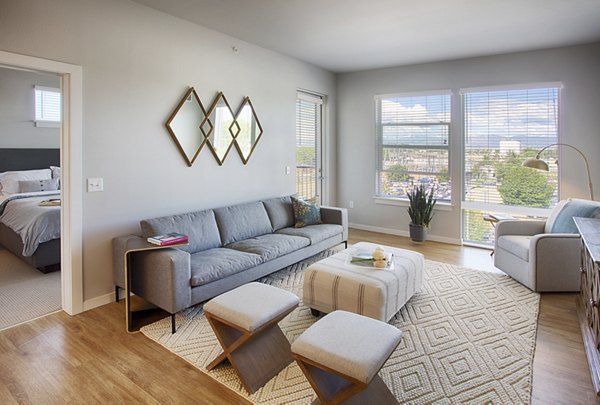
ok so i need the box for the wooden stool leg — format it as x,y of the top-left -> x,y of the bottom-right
294,355 -> 398,405
206,312 -> 295,394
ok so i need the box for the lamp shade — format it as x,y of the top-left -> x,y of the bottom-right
522,157 -> 549,171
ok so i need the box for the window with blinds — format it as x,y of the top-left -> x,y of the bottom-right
375,91 -> 451,201
34,85 -> 61,127
462,84 -> 561,245
296,92 -> 322,203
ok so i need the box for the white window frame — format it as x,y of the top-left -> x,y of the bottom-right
34,85 -> 61,128
374,90 -> 452,204
460,82 -> 562,244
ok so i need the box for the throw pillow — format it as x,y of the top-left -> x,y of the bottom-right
547,198 -> 600,234
18,178 -> 60,193
291,197 -> 322,228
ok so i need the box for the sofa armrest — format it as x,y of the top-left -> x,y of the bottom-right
495,219 -> 546,238
529,233 -> 581,291
321,206 -> 348,241
133,248 -> 192,314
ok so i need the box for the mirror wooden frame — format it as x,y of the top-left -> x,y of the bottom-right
165,87 -> 208,167
233,97 -> 264,165
203,92 -> 237,166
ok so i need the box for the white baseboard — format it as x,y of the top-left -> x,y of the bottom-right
349,222 -> 462,246
83,291 -> 115,311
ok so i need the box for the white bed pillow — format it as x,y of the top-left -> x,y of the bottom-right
0,168 -> 52,195
50,166 -> 61,179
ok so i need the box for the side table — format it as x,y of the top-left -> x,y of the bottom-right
483,213 -> 513,256
119,238 -> 188,333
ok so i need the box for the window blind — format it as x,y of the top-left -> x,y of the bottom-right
296,92 -> 322,202
375,92 -> 451,201
462,84 -> 561,244
34,85 -> 61,124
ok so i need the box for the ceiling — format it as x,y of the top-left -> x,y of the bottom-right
133,0 -> 600,73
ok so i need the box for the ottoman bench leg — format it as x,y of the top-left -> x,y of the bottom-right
205,311 -> 294,394
293,354 -> 398,405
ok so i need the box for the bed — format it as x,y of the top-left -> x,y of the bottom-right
0,148 -> 61,273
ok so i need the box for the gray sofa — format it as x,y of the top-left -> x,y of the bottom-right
113,195 -> 348,331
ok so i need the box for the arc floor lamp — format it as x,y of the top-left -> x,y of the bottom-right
522,143 -> 594,200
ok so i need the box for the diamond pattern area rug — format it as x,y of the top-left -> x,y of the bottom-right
141,250 -> 539,404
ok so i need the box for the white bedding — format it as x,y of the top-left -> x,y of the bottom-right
0,191 -> 61,256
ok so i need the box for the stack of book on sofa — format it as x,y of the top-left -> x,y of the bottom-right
147,232 -> 189,246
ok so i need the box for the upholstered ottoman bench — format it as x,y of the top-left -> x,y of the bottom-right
292,310 -> 402,404
204,282 -> 299,394
303,241 -> 423,321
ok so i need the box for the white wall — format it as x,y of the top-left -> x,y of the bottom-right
0,0 -> 336,301
337,43 -> 600,243
0,67 -> 60,148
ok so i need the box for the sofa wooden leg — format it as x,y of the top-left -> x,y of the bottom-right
115,286 -> 120,302
171,314 -> 176,333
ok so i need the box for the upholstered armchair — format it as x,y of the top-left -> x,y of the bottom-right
494,199 -> 600,292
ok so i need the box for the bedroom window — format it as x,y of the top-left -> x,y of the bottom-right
461,83 -> 561,245
34,85 -> 61,128
375,91 -> 451,202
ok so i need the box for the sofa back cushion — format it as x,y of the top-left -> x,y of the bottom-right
545,198 -> 600,234
262,196 -> 294,231
141,209 -> 222,254
214,201 -> 273,245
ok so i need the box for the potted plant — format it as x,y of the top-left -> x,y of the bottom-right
407,184 -> 437,243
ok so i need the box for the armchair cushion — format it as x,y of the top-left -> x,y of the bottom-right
497,235 -> 531,261
545,198 -> 600,234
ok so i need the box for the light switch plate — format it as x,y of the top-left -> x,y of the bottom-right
285,166 -> 291,175
87,178 -> 103,192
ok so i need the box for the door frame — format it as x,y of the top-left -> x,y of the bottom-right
0,50 -> 83,315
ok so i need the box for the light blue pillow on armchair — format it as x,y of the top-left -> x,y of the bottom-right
546,198 -> 600,234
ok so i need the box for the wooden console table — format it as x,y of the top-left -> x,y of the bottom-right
574,217 -> 600,395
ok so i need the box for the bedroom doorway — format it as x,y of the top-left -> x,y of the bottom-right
0,51 -> 83,318
0,66 -> 63,329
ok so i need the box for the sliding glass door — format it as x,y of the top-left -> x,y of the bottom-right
295,91 -> 323,203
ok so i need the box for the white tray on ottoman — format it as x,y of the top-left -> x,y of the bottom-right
303,241 -> 424,321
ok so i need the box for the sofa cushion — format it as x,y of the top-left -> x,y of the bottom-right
497,235 -> 531,262
227,233 -> 310,261
214,201 -> 273,245
190,248 -> 263,287
262,196 -> 294,231
276,224 -> 343,245
141,210 -> 221,254
545,198 -> 600,234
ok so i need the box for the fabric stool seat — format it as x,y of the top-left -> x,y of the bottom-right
204,282 -> 299,394
292,310 -> 402,404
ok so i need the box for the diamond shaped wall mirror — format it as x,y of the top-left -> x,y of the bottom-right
233,97 -> 263,165
165,88 -> 207,166
203,92 -> 236,166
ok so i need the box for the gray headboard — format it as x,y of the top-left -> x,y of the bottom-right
0,148 -> 60,173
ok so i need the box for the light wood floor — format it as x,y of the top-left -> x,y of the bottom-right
0,228 -> 598,404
